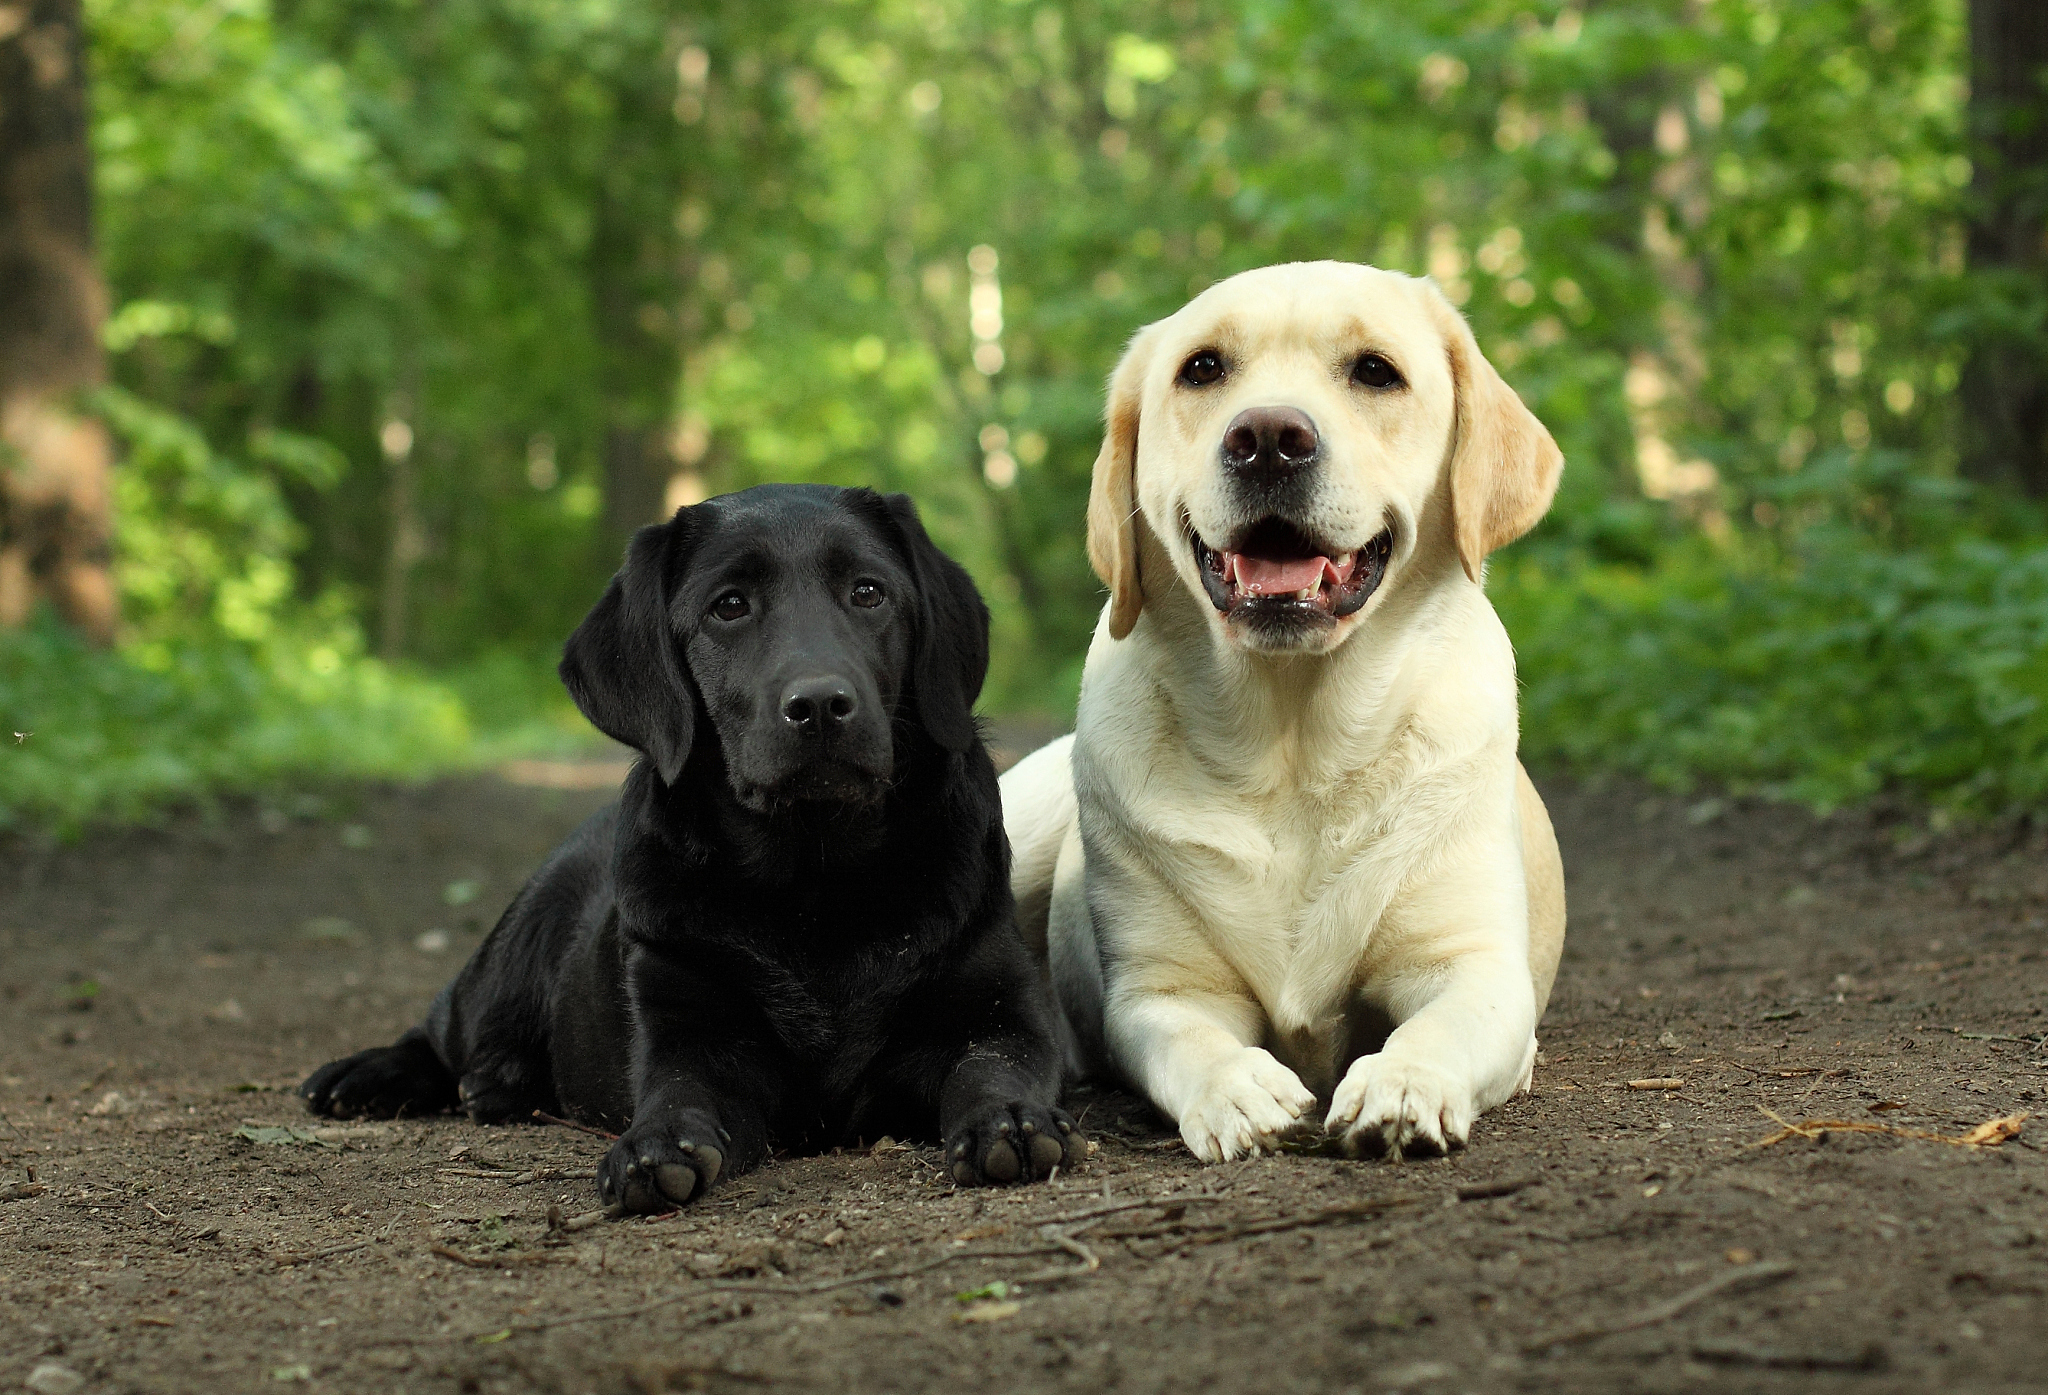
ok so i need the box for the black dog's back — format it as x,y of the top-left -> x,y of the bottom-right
299,803 -> 623,1124
428,802 -> 628,1124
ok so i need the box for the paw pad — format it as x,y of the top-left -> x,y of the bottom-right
982,1140 -> 1021,1183
945,1101 -> 1084,1187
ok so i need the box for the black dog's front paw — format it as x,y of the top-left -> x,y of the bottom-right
598,1117 -> 726,1215
946,1101 -> 1083,1186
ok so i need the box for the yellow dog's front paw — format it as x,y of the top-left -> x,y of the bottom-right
1177,1047 -> 1317,1162
1327,1053 -> 1473,1159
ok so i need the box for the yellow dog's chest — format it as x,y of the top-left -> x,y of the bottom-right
1135,787 -> 1388,1076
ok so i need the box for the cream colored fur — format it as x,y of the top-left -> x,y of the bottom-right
1002,261 -> 1567,1162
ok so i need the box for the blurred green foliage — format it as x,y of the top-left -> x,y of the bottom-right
1502,465 -> 2048,811
8,0 -> 2045,827
0,614 -> 471,833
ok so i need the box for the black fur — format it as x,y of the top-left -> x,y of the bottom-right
301,485 -> 1079,1212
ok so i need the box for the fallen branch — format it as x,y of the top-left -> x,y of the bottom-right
1627,1078 -> 1685,1091
1745,1107 -> 2028,1151
1523,1261 -> 1797,1353
530,1110 -> 618,1140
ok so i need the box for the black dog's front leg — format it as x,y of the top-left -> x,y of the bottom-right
939,1043 -> 1082,1186
597,941 -> 781,1215
893,935 -> 1083,1187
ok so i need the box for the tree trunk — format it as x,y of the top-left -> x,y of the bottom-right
601,423 -> 669,546
589,134 -> 685,554
1960,0 -> 2048,495
0,0 -> 115,640
377,414 -> 420,660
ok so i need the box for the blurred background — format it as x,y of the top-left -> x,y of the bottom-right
3,0 -> 2045,832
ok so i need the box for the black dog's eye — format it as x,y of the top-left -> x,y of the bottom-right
850,580 -> 885,609
710,591 -> 750,622
1352,353 -> 1403,389
1178,350 -> 1225,387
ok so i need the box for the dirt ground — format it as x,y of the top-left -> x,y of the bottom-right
4,744 -> 2047,1395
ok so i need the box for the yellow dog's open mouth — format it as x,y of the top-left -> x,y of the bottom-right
1190,517 -> 1393,621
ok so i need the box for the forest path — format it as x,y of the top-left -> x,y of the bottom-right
2,743 -> 2044,1394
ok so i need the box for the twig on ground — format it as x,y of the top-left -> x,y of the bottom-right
437,1166 -> 555,1184
273,1240 -> 370,1267
1744,1106 -> 2028,1150
1522,1261 -> 1797,1353
1031,1191 -> 1230,1228
1044,1227 -> 1102,1271
713,1245 -> 1072,1297
1003,1222 -> 1106,1285
1924,1026 -> 2048,1050
545,1204 -> 610,1235
1095,1133 -> 1185,1151
1627,1079 -> 1685,1091
530,1110 -> 618,1140
1106,1195 -> 1427,1250
430,1244 -> 561,1269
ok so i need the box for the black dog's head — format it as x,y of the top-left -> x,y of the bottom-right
559,484 -> 988,812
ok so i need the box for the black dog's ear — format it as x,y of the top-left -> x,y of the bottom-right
559,512 -> 699,785
881,492 -> 989,754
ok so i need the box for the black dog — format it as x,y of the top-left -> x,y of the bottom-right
301,484 -> 1080,1212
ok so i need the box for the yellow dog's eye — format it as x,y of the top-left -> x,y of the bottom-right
1351,353 -> 1403,389
1178,350 -> 1225,386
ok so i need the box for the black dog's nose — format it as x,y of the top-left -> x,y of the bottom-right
1221,406 -> 1320,481
780,677 -> 858,734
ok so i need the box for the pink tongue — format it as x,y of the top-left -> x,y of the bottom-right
1229,553 -> 1345,596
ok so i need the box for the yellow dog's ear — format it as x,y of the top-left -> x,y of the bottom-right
1425,284 -> 1563,582
1086,324 -> 1160,639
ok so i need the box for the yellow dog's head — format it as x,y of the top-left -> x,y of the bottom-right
1088,261 -> 1562,654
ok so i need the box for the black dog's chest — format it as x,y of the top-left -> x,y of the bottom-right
717,928 -> 932,1144
747,921 -> 924,1059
